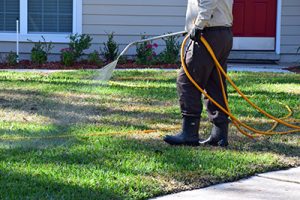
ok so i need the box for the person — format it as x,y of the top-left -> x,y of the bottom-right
164,0 -> 234,147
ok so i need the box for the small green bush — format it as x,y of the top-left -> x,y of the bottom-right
31,50 -> 47,65
88,51 -> 103,65
158,35 -> 180,64
136,35 -> 158,65
102,32 -> 119,62
30,36 -> 53,65
5,51 -> 18,66
118,56 -> 128,64
69,34 -> 92,60
61,48 -> 75,66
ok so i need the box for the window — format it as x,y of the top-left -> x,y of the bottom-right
0,0 -> 20,32
28,0 -> 73,33
0,0 -> 82,42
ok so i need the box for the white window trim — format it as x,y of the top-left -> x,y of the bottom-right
0,0 -> 82,43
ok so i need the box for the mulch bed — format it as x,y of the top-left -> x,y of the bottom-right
0,60 -> 299,73
0,60 -> 179,70
282,65 -> 300,74
0,60 -> 101,70
116,62 -> 179,69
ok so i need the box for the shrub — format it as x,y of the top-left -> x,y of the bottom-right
6,51 -> 18,66
30,36 -> 54,65
136,35 -> 158,65
102,32 -> 119,62
88,50 -> 103,65
31,50 -> 47,65
118,56 -> 128,64
158,34 -> 180,64
61,48 -> 75,66
69,34 -> 92,60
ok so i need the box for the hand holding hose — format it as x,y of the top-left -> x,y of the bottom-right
190,27 -> 203,43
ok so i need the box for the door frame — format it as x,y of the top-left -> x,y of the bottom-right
275,0 -> 282,54
233,0 -> 281,52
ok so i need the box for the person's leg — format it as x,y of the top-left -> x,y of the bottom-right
201,60 -> 230,147
164,40 -> 215,146
200,28 -> 233,147
204,59 -> 229,124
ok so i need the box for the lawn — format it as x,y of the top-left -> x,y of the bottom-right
0,69 -> 299,200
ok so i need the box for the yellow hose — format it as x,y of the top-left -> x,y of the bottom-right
266,104 -> 292,133
181,35 -> 300,138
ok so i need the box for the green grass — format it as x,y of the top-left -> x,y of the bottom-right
0,69 -> 299,200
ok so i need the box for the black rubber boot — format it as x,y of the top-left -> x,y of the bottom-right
200,122 -> 229,147
163,116 -> 200,146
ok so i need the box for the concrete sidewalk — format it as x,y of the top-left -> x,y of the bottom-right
228,63 -> 290,73
152,167 -> 300,200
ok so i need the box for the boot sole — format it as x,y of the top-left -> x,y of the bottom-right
170,142 -> 200,147
164,139 -> 200,147
199,141 -> 229,147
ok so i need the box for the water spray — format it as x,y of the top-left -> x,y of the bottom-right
96,31 -> 187,81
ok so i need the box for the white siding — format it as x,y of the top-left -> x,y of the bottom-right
280,0 -> 300,56
0,0 -> 187,59
1,0 -> 300,62
82,0 -> 187,54
0,41 -> 68,61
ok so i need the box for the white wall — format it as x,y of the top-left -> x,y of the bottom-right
82,0 -> 187,54
280,0 -> 300,62
1,0 -> 300,62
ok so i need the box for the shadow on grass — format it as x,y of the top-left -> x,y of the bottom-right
0,82 -> 298,149
0,70 -> 299,199
247,136 -> 300,157
112,76 -> 177,84
0,130 -> 299,199
0,88 -> 175,125
0,168 -> 124,200
0,135 -> 79,149
2,133 -> 299,178
0,74 -> 178,100
0,86 -> 177,149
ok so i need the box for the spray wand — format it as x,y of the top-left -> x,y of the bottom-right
97,31 -> 187,81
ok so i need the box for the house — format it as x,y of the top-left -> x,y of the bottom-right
0,0 -> 299,63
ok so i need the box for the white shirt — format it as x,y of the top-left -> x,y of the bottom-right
185,0 -> 233,32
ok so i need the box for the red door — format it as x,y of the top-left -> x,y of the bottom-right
233,0 -> 277,37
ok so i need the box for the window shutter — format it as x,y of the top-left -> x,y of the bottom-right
28,0 -> 73,33
0,0 -> 19,32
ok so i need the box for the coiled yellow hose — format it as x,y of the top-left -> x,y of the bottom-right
181,35 -> 300,138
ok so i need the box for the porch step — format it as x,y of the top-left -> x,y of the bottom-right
229,51 -> 280,63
